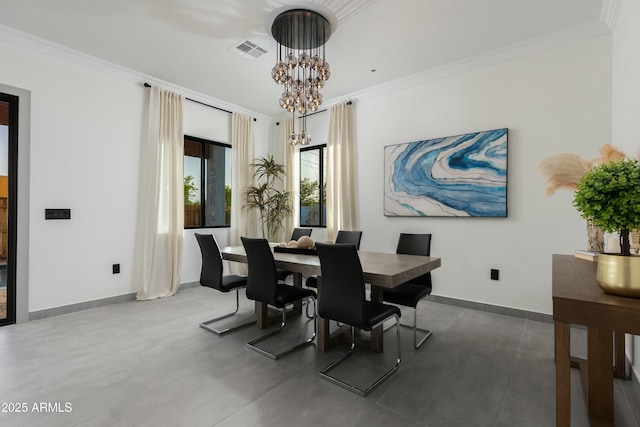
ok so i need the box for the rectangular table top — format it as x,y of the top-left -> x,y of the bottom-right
221,245 -> 441,289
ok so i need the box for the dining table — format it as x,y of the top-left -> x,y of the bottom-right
220,244 -> 442,352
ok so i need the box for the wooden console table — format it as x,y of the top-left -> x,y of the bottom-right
553,254 -> 640,426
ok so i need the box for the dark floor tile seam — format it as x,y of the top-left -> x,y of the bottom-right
208,373 -> 321,427
487,320 -> 529,427
373,400 -> 431,427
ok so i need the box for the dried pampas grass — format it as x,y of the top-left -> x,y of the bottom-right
596,144 -> 626,164
536,144 -> 628,195
535,153 -> 592,195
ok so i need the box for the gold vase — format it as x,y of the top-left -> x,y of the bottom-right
596,253 -> 640,297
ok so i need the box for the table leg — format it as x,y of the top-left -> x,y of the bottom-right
587,327 -> 614,421
316,276 -> 329,352
370,286 -> 384,353
614,331 -> 626,379
255,273 -> 303,329
555,320 -> 571,427
255,301 -> 269,329
292,272 -> 303,315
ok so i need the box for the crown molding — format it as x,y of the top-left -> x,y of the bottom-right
338,19 -> 612,105
601,0 -> 623,31
0,14 -> 613,124
0,24 -> 271,122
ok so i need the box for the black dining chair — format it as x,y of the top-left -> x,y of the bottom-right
305,230 -> 363,318
382,233 -> 433,349
194,233 -> 254,335
241,237 -> 317,360
290,227 -> 313,241
305,230 -> 362,289
315,242 -> 401,396
277,228 -> 313,281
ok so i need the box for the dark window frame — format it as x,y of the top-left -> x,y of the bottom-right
299,144 -> 326,228
184,135 -> 231,229
0,92 -> 18,326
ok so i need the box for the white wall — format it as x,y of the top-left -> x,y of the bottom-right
352,35 -> 611,314
0,39 -> 269,311
612,0 -> 640,383
0,40 -> 143,311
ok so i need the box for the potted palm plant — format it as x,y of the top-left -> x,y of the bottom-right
243,155 -> 293,241
573,158 -> 640,296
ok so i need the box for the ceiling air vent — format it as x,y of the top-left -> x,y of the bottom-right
232,40 -> 268,60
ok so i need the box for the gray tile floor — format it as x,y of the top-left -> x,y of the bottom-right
0,286 -> 638,427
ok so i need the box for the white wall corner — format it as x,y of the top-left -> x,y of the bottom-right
601,0 -> 623,32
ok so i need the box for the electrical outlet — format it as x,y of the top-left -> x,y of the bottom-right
491,269 -> 499,281
112,264 -> 120,274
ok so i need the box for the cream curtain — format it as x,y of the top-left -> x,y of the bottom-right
136,87 -> 184,300
326,102 -> 357,240
229,113 -> 257,246
281,118 -> 296,241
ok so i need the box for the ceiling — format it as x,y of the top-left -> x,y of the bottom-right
0,0 -> 609,117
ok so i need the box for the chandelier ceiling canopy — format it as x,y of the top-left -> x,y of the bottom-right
270,8 -> 333,146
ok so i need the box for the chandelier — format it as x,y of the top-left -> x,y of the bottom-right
270,9 -> 332,145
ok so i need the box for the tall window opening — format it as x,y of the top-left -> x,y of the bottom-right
183,135 -> 231,228
299,144 -> 326,227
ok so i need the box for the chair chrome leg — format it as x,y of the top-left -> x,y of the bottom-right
410,308 -> 432,349
383,306 -> 432,349
319,315 -> 401,397
305,298 -> 315,319
247,297 -> 317,360
199,288 -> 256,335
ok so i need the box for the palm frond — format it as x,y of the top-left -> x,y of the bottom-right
243,155 -> 293,239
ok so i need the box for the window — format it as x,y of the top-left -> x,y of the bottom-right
183,135 -> 231,228
299,144 -> 326,227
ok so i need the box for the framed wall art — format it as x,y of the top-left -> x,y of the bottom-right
384,128 -> 508,217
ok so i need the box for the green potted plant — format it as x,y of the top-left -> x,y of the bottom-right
243,155 -> 293,241
573,158 -> 640,296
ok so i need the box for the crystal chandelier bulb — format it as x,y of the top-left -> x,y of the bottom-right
298,52 -> 310,68
299,132 -> 311,145
271,66 -> 284,84
286,52 -> 297,69
310,55 -> 321,70
304,77 -> 315,89
319,62 -> 330,81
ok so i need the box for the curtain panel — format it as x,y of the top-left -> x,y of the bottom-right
326,102 -> 357,240
229,112 -> 257,246
281,118 -> 295,241
136,87 -> 184,300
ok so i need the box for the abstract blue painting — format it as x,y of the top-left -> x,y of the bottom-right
384,128 -> 508,217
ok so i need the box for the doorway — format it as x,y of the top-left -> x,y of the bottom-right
0,92 -> 17,325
